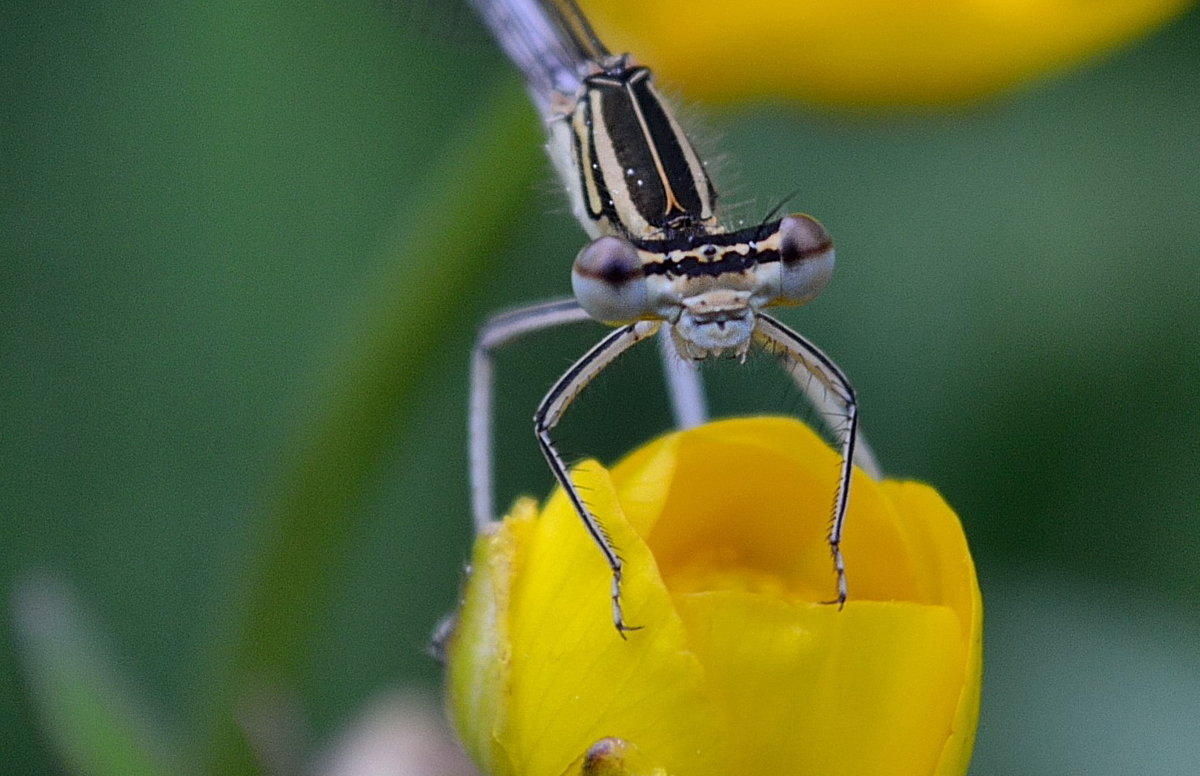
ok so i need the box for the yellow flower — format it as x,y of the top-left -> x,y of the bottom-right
445,417 -> 981,776
580,0 -> 1193,106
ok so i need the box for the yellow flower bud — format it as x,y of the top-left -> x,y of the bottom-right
445,417 -> 982,776
579,0 -> 1194,106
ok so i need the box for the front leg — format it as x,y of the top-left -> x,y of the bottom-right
533,320 -> 661,635
470,299 -> 593,532
754,313 -> 858,607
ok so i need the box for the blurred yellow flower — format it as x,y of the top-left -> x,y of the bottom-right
445,417 -> 981,776
580,0 -> 1193,106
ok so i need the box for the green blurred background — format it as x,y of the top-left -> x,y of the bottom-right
3,2 -> 1198,774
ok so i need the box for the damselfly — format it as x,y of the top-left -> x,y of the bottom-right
468,0 -> 863,634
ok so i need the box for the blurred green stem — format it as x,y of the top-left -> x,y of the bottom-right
196,80 -> 540,776
13,573 -> 184,776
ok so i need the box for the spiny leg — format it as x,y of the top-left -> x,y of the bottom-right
470,298 -> 593,531
534,320 -> 661,635
754,313 -> 858,606
764,321 -> 880,481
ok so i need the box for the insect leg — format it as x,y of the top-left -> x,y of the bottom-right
470,298 -> 593,532
754,313 -> 858,606
534,319 -> 661,635
658,326 -> 708,430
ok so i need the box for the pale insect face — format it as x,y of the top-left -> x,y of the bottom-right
674,288 -> 757,359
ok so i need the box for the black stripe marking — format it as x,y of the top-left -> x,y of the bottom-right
628,70 -> 705,218
642,249 -> 782,278
632,219 -> 783,254
573,98 -> 612,224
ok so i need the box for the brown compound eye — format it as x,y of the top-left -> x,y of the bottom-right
571,235 -> 650,323
780,213 -> 833,265
776,214 -> 835,305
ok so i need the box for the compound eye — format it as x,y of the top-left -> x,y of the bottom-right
571,236 -> 650,322
776,214 -> 835,304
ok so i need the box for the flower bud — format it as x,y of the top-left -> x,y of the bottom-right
445,417 -> 981,776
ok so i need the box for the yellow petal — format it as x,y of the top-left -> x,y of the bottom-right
581,0 -> 1194,106
675,594 -> 966,776
445,498 -> 537,776
496,460 -> 732,776
620,418 -> 927,603
880,482 -> 984,775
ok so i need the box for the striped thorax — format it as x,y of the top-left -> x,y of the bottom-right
550,62 -> 717,240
